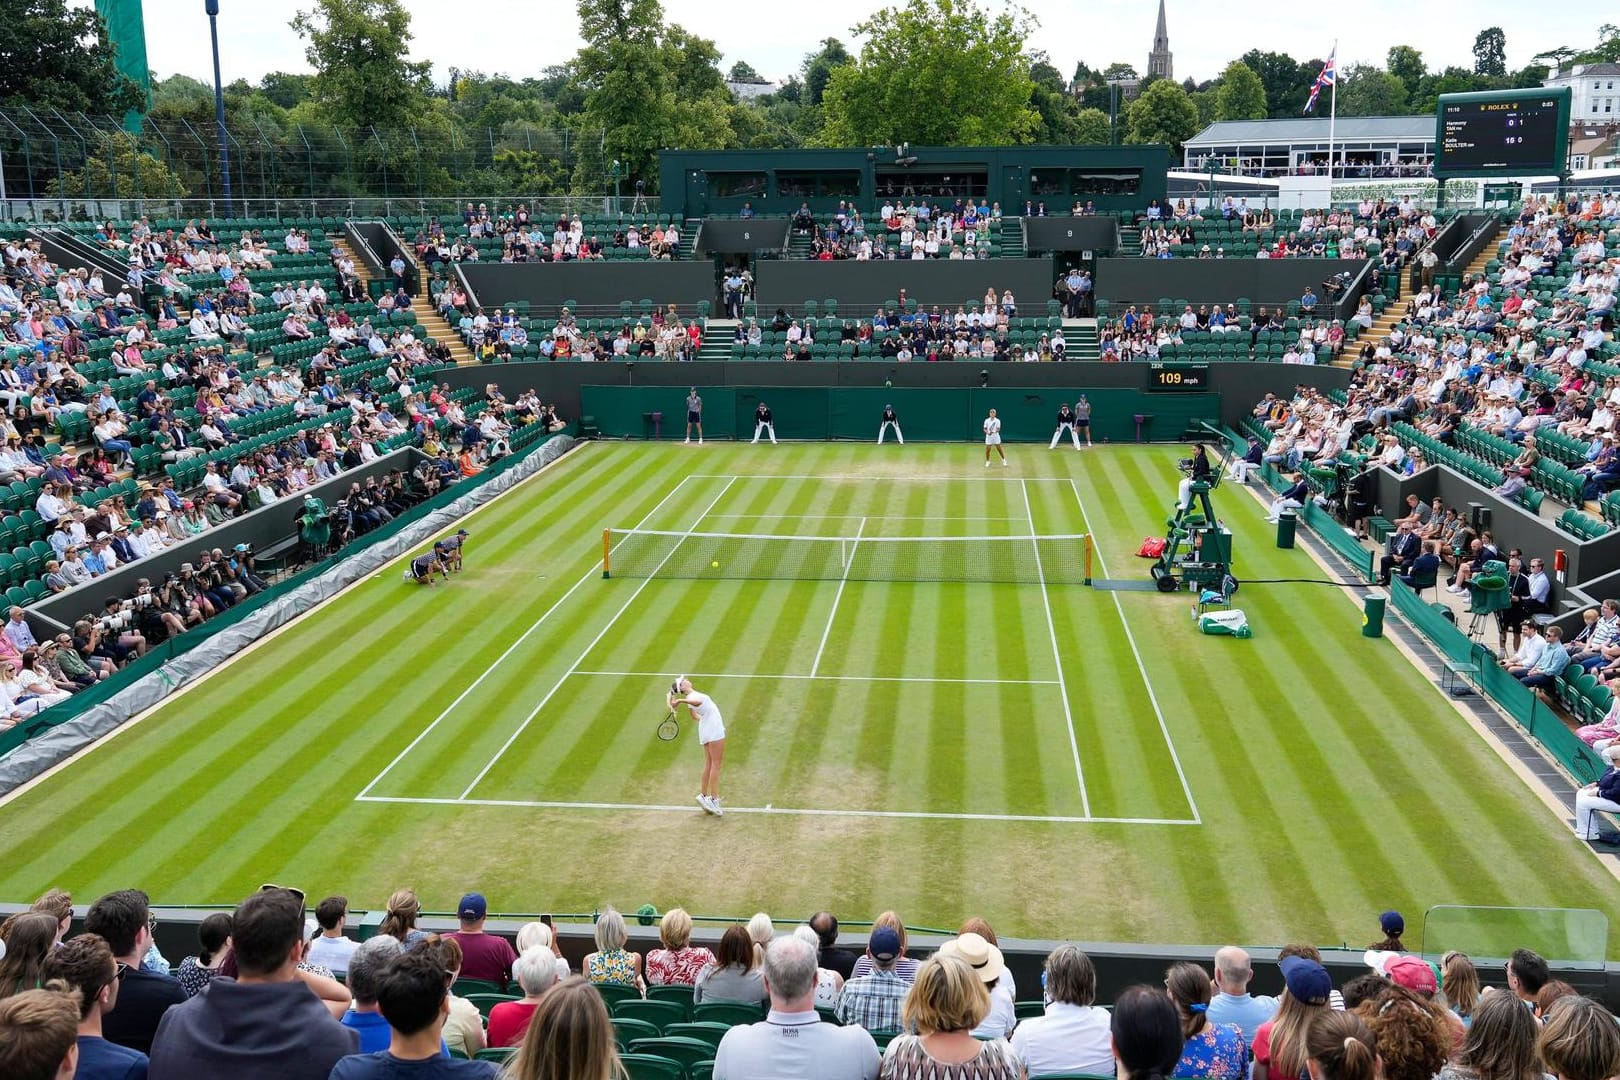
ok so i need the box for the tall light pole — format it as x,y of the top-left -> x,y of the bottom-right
205,0 -> 234,219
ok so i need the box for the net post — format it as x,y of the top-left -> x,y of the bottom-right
1084,534 -> 1093,586
602,528 -> 611,579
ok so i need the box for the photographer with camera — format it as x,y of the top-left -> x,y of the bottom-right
95,596 -> 147,660
143,573 -> 196,641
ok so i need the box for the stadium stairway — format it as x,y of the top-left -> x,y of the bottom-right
698,321 -> 736,361
681,219 -> 702,259
396,251 -> 475,366
1065,318 -> 1101,360
787,230 -> 814,259
1000,218 -> 1026,258
331,237 -> 373,293
1338,242 -> 1499,367
1118,226 -> 1142,257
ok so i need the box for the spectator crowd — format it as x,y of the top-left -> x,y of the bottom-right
3,890 -> 1615,1080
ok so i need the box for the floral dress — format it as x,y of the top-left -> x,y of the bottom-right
1177,1021 -> 1249,1080
587,948 -> 639,987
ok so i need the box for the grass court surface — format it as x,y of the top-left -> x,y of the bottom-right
3,441 -> 1619,949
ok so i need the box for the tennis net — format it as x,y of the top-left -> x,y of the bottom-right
601,528 -> 1091,584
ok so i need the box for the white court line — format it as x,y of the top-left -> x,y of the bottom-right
356,793 -> 1199,826
457,478 -> 739,800
1022,479 -> 1091,818
572,669 -> 1060,686
809,516 -> 865,677
355,471 -> 696,799
706,513 -> 1027,522
1069,478 -> 1202,824
687,474 -> 1022,482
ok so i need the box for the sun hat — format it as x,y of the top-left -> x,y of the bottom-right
938,932 -> 1006,984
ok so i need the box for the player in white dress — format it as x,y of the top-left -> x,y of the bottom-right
983,408 -> 1007,467
668,676 -> 727,815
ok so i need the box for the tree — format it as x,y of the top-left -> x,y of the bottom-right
1385,46 -> 1425,106
1101,62 -> 1139,82
290,0 -> 434,128
803,38 -> 851,107
47,133 -> 188,199
0,0 -> 145,115
1214,60 -> 1267,121
1072,107 -> 1110,145
1124,78 -> 1198,150
1337,65 -> 1407,117
818,0 -> 1039,147
1237,50 -> 1314,118
1474,27 -> 1507,77
728,61 -> 763,83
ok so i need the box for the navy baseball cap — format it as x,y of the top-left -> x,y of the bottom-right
1280,956 -> 1332,1005
458,893 -> 487,920
869,926 -> 901,962
1380,910 -> 1404,936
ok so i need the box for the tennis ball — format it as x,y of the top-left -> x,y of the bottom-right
712,560 -> 720,568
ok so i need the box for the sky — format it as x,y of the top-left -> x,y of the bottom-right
119,0 -> 1597,91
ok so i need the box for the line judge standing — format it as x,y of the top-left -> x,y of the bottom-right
684,387 -> 703,445
878,404 -> 903,445
1050,402 -> 1081,450
752,401 -> 776,444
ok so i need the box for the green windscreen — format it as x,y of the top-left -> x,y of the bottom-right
95,0 -> 151,128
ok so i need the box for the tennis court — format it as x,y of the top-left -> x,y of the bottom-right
356,470 -> 1194,825
3,441 -> 1619,948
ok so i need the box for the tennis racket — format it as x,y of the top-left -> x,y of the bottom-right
658,679 -> 682,741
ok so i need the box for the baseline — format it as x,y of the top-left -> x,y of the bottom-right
1021,479 -> 1090,816
355,793 -> 1199,827
355,471 -> 694,799
456,478 -> 739,800
1069,477 -> 1202,824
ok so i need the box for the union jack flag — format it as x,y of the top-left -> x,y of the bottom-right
1304,49 -> 1336,114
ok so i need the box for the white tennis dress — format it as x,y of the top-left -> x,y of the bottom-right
685,691 -> 726,744
983,416 -> 1002,445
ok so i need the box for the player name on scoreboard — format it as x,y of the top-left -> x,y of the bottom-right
1434,88 -> 1570,176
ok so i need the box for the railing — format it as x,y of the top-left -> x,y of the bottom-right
2,194 -> 617,224
1443,213 -> 1502,276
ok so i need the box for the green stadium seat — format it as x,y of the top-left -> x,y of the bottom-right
626,1037 -> 717,1072
692,1002 -> 764,1026
619,1055 -> 685,1080
613,1017 -> 662,1051
645,984 -> 695,1017
613,999 -> 686,1032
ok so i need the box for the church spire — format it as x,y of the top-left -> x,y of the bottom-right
1148,0 -> 1173,81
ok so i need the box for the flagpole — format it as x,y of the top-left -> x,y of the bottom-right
1327,39 -> 1339,191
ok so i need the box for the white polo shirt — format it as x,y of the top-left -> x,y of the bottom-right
713,1010 -> 880,1080
1010,1002 -> 1115,1078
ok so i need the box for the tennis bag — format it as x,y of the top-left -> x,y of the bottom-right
1198,609 -> 1252,638
1136,536 -> 1168,558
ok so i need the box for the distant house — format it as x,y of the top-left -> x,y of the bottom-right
726,79 -> 775,101
1569,131 -> 1620,171
1542,63 -> 1620,123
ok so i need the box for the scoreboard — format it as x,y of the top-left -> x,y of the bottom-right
1434,87 -> 1571,177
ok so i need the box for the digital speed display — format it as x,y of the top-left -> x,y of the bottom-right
1148,363 -> 1209,392
1435,88 -> 1571,176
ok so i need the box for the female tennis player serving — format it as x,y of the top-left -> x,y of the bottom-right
668,676 -> 727,816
